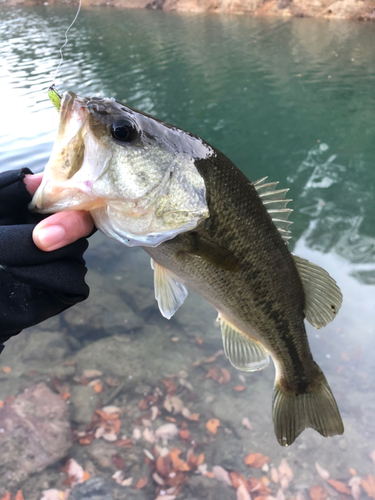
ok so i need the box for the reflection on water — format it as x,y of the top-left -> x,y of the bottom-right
0,6 -> 374,499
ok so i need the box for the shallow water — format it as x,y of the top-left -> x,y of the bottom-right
0,6 -> 375,499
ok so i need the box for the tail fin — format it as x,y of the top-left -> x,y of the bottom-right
273,367 -> 344,446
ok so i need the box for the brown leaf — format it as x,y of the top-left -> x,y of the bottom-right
156,455 -> 172,477
205,471 -> 215,478
237,483 -> 251,500
165,416 -> 177,422
206,418 -> 220,435
95,410 -> 119,421
327,479 -> 351,495
78,435 -> 95,445
220,368 -> 231,384
138,398 -> 149,410
112,454 -> 125,470
115,438 -> 133,447
2,366 -> 11,373
206,366 -> 231,384
234,385 -> 246,391
230,471 -> 248,490
170,448 -> 190,472
0,493 -> 11,500
195,337 -> 203,345
136,477 -> 148,489
113,418 -> 121,434
361,475 -> 375,499
244,453 -> 269,468
206,366 -> 222,382
248,477 -> 262,492
178,429 -> 190,440
189,413 -> 200,421
93,382 -> 103,393
310,485 -> 328,500
161,377 -> 178,395
187,451 -> 205,470
82,471 -> 91,482
15,492 -> 25,500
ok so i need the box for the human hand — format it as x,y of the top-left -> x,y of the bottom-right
24,173 -> 95,252
0,168 -> 91,344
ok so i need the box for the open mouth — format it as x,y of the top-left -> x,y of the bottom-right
29,92 -> 96,213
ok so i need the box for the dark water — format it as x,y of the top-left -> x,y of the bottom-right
0,6 -> 375,498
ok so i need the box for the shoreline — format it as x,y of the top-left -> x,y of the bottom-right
2,0 -> 375,22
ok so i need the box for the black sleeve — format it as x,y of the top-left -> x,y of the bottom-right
0,168 -> 90,354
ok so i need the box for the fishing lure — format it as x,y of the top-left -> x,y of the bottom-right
48,85 -> 62,112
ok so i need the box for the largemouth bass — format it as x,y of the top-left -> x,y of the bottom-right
31,91 -> 344,446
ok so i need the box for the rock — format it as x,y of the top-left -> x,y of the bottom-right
72,325 -> 196,383
63,271 -> 144,336
0,383 -> 71,491
211,435 -> 244,470
70,385 -> 100,426
36,315 -> 61,331
185,474 -> 235,500
86,440 -> 119,471
119,282 -> 156,313
22,330 -> 70,363
68,477 -> 113,500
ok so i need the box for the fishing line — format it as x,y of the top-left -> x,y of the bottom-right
50,0 -> 82,87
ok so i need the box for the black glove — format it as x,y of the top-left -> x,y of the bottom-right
0,168 -> 90,354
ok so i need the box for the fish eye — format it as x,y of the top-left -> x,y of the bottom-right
111,119 -> 138,142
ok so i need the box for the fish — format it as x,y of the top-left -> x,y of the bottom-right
31,90 -> 344,446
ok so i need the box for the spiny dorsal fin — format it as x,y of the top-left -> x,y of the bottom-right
220,316 -> 269,372
151,258 -> 188,319
253,177 -> 293,244
293,255 -> 343,329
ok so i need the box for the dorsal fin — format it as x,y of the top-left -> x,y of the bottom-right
151,259 -> 188,319
292,255 -> 343,329
253,177 -> 293,244
220,316 -> 269,372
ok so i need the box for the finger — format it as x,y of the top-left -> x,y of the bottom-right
33,210 -> 95,252
24,173 -> 43,196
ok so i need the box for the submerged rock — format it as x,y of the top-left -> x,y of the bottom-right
63,271 -> 144,338
70,385 -> 100,426
0,383 -> 71,491
68,477 -> 113,500
185,474 -> 235,500
69,476 -> 150,500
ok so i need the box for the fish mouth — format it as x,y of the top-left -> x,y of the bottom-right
30,92 -> 103,213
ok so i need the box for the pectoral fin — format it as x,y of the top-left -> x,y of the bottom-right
182,234 -> 240,273
151,259 -> 188,319
220,317 -> 269,371
293,255 -> 343,329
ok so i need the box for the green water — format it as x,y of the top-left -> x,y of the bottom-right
0,6 -> 375,498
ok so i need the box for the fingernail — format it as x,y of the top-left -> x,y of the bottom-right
36,225 -> 66,250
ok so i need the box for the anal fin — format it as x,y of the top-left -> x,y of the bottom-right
293,255 -> 343,329
151,259 -> 188,319
220,317 -> 269,372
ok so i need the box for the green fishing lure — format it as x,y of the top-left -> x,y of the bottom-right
48,85 -> 62,112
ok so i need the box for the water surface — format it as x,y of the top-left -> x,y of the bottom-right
0,6 -> 374,498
